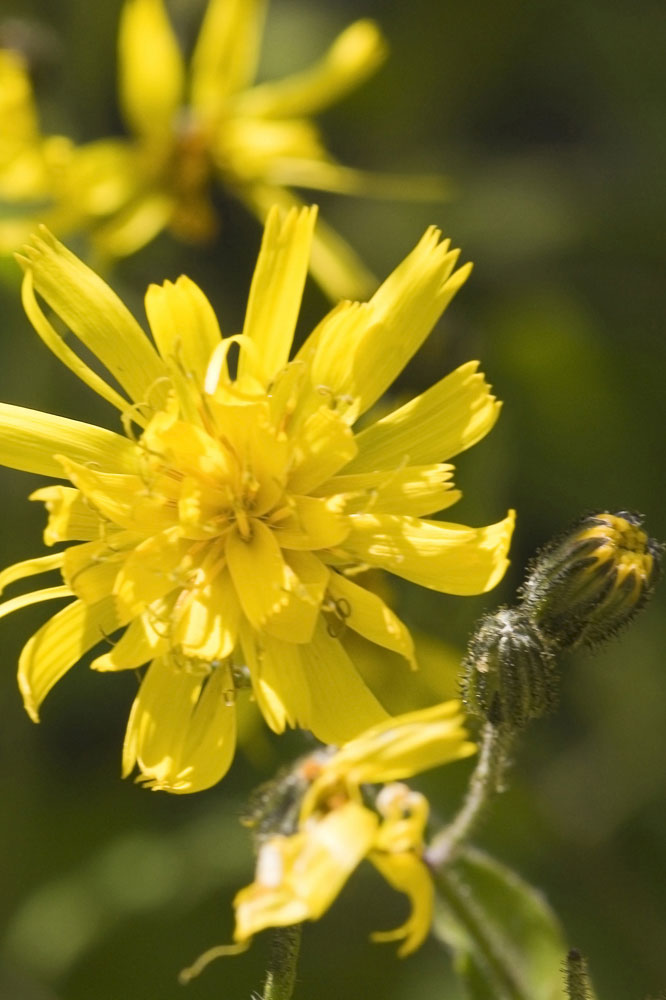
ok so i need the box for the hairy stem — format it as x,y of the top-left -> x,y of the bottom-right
566,949 -> 598,1000
426,721 -> 514,869
260,924 -> 302,1000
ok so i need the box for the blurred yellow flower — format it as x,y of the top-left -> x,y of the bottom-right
0,205 -> 513,793
0,0 -> 446,299
234,701 -> 475,955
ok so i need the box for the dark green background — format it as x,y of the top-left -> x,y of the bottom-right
1,1 -> 665,997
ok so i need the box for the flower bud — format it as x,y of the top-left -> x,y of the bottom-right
461,607 -> 557,728
521,511 -> 662,650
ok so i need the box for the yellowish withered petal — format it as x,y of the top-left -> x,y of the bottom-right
172,567 -> 241,660
118,0 -> 184,141
236,20 -> 386,119
287,406 -> 358,495
0,402 -> 139,478
242,183 -> 377,302
326,571 -> 415,667
0,49 -> 38,144
348,362 -> 502,473
226,519 -> 292,629
30,486 -> 104,544
0,552 -> 65,595
91,613 -> 168,671
233,801 -> 379,941
21,270 -> 132,413
272,494 -> 348,550
369,852 -> 434,957
18,595 -> 123,721
18,228 -> 168,405
317,465 -> 460,518
310,228 -> 472,416
191,0 -> 267,116
238,205 -> 317,386
0,586 -> 72,622
259,550 -> 328,645
300,620 -> 388,744
343,511 -> 515,595
319,701 -> 475,788
240,626 -> 311,732
144,276 -> 222,385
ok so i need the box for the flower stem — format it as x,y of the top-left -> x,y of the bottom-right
260,925 -> 302,1000
431,866 -> 531,1000
566,948 -> 598,1000
425,721 -> 514,869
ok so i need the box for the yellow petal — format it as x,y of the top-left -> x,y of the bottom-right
0,586 -> 72,622
144,276 -> 222,385
171,567 -> 241,660
62,536 -> 132,604
0,49 -> 38,144
0,402 -> 139,478
238,205 -> 316,387
225,519 -> 292,629
257,550 -> 328,645
308,228 -> 472,416
18,596 -> 123,721
317,465 -> 460,517
118,0 -> 184,140
91,189 -> 175,259
236,20 -> 386,119
299,619 -> 388,744
0,552 -> 64,595
287,406 -> 358,495
123,655 -> 236,793
369,852 -> 434,957
326,571 -> 415,667
18,228 -> 168,406
91,612 -> 168,671
271,495 -> 348,550
30,486 -> 105,544
240,625 -> 311,732
342,511 -> 515,595
58,458 -> 178,534
347,361 -> 501,473
233,801 -> 378,941
113,528 -> 186,618
191,0 -> 267,115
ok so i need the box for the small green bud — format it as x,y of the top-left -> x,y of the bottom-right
521,511 -> 662,650
462,607 -> 557,727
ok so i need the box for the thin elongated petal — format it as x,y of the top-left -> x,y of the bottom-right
299,619 -> 388,744
31,486 -> 105,544
144,276 -> 222,384
308,229 -> 472,416
238,205 -> 316,386
226,520 -> 292,629
0,586 -> 72,621
0,49 -> 38,144
240,625 -> 311,732
257,550 -> 328,646
287,406 -> 357,495
326,571 -> 415,667
317,465 -> 460,517
236,20 -> 386,119
91,613 -> 167,671
0,402 -> 139,478
18,596 -> 124,721
118,0 -> 184,140
342,511 -> 515,595
347,362 -> 501,473
369,852 -> 434,956
0,552 -> 64,594
191,0 -> 266,114
18,228 -> 167,406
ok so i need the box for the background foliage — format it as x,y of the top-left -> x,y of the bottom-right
1,1 -> 665,997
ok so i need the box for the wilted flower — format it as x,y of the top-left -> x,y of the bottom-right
0,205 -> 513,792
234,702 -> 475,956
0,0 -> 446,299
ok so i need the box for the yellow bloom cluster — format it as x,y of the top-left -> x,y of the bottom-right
0,0 -> 444,299
234,701 -> 475,955
0,205 -> 513,794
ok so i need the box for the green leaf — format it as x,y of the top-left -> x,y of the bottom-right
431,846 -> 567,1000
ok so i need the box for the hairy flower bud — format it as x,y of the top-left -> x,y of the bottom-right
461,608 -> 557,727
521,511 -> 662,650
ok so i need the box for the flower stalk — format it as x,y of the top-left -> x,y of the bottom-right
260,925 -> 302,1000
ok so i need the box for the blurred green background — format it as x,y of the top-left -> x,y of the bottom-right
1,0 -> 665,997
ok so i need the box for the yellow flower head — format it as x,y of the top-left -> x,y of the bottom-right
0,205 -> 513,793
0,0 -> 445,299
234,701 -> 475,956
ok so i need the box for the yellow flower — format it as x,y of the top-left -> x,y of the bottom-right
0,0 -> 446,300
0,204 -> 513,793
234,701 -> 475,956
